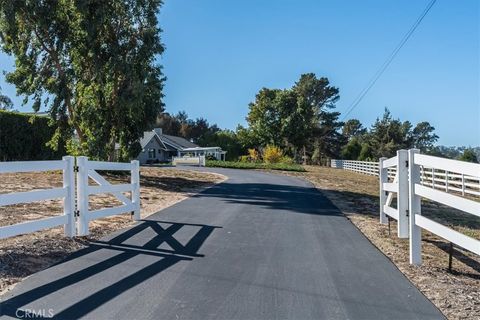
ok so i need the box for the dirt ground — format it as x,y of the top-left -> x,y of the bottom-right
0,167 -> 225,296
281,166 -> 480,320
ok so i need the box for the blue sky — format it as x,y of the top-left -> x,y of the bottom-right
0,0 -> 478,146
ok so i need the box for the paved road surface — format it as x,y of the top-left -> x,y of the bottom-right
0,168 -> 444,319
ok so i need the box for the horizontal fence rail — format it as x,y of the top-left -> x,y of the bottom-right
333,151 -> 480,265
331,158 -> 480,197
408,150 -> 480,265
0,156 -> 75,239
76,157 -> 140,236
0,157 -> 141,239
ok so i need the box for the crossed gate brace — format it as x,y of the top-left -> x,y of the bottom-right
0,156 -> 140,239
76,156 -> 140,236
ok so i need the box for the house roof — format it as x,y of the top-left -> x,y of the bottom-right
140,130 -> 199,151
161,134 -> 199,149
140,131 -> 156,149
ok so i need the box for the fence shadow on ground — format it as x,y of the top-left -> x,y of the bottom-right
192,181 -> 343,217
0,219 -> 220,319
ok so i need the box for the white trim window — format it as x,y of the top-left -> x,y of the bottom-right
148,148 -> 156,159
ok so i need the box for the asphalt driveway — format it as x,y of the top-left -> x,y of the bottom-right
0,168 -> 444,319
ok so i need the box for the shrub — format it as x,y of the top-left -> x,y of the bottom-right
239,155 -> 249,162
263,145 -> 283,164
206,154 -> 217,161
206,160 -> 305,172
280,156 -> 294,164
248,148 -> 260,162
0,110 -> 65,161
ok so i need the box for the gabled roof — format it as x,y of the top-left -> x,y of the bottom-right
161,134 -> 199,149
140,130 -> 199,151
140,131 -> 156,149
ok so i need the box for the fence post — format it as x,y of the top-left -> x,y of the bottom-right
76,156 -> 90,236
408,149 -> 422,265
62,156 -> 76,237
131,160 -> 141,221
379,157 -> 388,224
397,150 -> 409,238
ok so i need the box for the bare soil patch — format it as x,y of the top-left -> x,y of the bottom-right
0,167 -> 225,295
281,166 -> 480,320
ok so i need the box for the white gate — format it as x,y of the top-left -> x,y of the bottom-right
76,157 -> 140,236
0,157 -> 140,239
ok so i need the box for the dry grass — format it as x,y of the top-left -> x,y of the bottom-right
281,166 -> 480,320
0,167 -> 225,295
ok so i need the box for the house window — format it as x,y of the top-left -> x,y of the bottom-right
148,148 -> 156,159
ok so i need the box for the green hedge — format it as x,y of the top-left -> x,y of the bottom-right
0,111 -> 65,161
206,160 -> 305,172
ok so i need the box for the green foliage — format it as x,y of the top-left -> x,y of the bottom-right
342,119 -> 366,139
339,109 -> 440,160
239,155 -> 249,162
358,143 -> 374,161
411,121 -> 439,152
262,145 -> 283,164
206,160 -> 305,172
341,138 -> 362,160
311,147 -> 321,164
248,148 -> 260,162
0,0 -> 165,160
0,86 -> 13,110
199,129 -> 243,161
0,110 -> 65,160
245,73 -> 342,159
459,148 -> 478,163
205,154 -> 217,161
279,156 -> 295,165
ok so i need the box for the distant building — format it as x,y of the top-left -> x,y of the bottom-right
135,128 -> 226,164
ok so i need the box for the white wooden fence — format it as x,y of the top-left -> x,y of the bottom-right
407,150 -> 480,265
379,150 -> 408,238
173,155 -> 205,167
76,157 -> 140,236
333,152 -> 480,265
0,157 -> 76,239
0,157 -> 140,239
331,159 -> 379,176
332,158 -> 480,197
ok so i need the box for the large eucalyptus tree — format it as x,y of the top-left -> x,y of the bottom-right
0,0 -> 165,160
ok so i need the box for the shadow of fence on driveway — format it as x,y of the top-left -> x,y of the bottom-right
1,219 -> 220,319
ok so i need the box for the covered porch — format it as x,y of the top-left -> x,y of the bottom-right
178,147 -> 226,161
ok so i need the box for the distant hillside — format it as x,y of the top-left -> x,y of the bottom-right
433,146 -> 480,162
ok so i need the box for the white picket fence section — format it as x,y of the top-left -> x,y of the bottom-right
0,157 -> 140,239
408,150 -> 480,265
0,157 -> 76,239
172,155 -> 205,167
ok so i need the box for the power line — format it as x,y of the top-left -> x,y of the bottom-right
341,0 -> 437,121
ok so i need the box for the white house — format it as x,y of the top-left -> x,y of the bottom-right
136,128 -> 226,164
